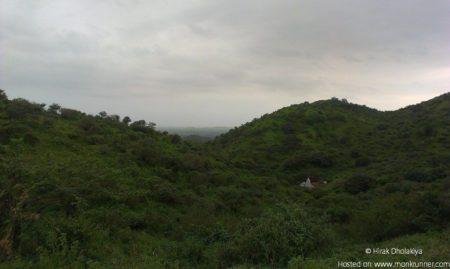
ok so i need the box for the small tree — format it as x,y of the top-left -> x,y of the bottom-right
108,114 -> 120,122
0,89 -> 7,101
122,116 -> 131,125
131,120 -> 146,127
98,111 -> 107,118
48,103 -> 61,114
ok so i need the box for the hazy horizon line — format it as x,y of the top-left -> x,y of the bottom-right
2,89 -> 448,128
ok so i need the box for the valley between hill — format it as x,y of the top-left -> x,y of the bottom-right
0,90 -> 448,268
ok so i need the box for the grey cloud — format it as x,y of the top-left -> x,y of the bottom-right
0,0 -> 449,126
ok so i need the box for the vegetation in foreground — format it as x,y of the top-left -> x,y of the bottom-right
0,89 -> 449,268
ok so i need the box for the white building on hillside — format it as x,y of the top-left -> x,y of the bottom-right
300,177 -> 326,188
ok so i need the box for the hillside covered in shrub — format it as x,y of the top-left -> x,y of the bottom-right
0,89 -> 449,268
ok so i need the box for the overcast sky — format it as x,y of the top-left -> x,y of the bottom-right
1,0 -> 449,126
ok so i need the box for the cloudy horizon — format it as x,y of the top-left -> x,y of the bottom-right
1,0 -> 449,127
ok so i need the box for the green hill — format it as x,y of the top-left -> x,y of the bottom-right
0,89 -> 449,268
212,94 -> 450,183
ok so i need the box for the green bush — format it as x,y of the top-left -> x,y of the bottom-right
282,151 -> 334,170
404,169 -> 433,182
60,108 -> 83,120
350,194 -> 422,241
152,181 -> 182,205
5,99 -> 43,119
23,133 -> 39,146
343,174 -> 374,194
131,139 -> 161,165
354,157 -> 371,167
222,205 -> 334,267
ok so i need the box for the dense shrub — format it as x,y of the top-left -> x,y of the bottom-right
152,181 -> 182,205
0,125 -> 28,144
354,157 -> 371,167
60,108 -> 83,120
343,174 -> 374,194
350,194 -> 423,241
0,91 -> 449,268
222,206 -> 334,267
326,206 -> 350,223
217,187 -> 247,212
281,122 -> 296,134
282,151 -> 334,170
77,118 -> 101,134
23,133 -> 39,146
131,139 -> 161,165
404,169 -> 433,182
5,99 -> 43,119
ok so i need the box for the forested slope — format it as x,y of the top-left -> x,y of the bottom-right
212,94 -> 450,184
0,90 -> 449,268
